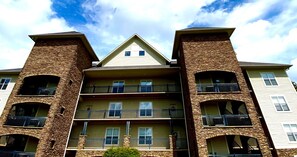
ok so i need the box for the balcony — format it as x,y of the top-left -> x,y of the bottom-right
202,114 -> 251,126
201,100 -> 251,127
207,135 -> 261,157
81,84 -> 180,94
74,109 -> 184,119
197,83 -> 239,93
4,103 -> 49,128
0,135 -> 38,157
5,116 -> 46,127
18,75 -> 59,96
195,71 -> 240,93
0,150 -> 35,157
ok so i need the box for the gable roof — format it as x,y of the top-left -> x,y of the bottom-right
29,31 -> 99,61
98,34 -> 170,66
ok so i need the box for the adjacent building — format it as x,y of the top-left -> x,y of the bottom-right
0,28 -> 296,157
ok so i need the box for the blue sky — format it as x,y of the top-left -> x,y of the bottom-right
1,0 -> 297,81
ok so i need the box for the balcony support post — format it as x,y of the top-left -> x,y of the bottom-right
123,135 -> 131,147
169,135 -> 176,149
78,135 -> 87,150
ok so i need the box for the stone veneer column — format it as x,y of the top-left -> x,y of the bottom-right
0,37 -> 96,157
77,135 -> 87,150
177,32 -> 272,156
123,135 -> 130,147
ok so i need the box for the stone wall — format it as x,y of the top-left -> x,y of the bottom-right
276,148 -> 297,157
0,38 -> 93,157
178,33 -> 272,156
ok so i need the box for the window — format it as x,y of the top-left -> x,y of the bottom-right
112,81 -> 124,93
0,78 -> 10,90
271,96 -> 290,111
108,102 -> 122,117
140,80 -> 152,92
125,51 -> 131,56
261,73 -> 278,86
283,124 -> 297,142
138,128 -> 152,145
139,102 -> 153,117
139,50 -> 145,56
105,128 -> 120,145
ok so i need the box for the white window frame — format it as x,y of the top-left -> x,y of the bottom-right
282,123 -> 297,142
105,128 -> 120,145
271,95 -> 290,112
0,78 -> 11,90
260,72 -> 278,86
112,80 -> 125,93
139,102 -> 153,117
108,102 -> 122,118
140,80 -> 152,92
138,127 -> 153,145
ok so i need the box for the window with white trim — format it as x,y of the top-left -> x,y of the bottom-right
261,73 -> 278,86
138,127 -> 152,145
105,128 -> 120,145
108,102 -> 122,117
112,81 -> 124,93
140,80 -> 152,92
271,96 -> 290,111
139,102 -> 153,117
283,124 -> 297,142
0,78 -> 10,90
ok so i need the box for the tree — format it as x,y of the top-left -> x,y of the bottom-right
293,82 -> 297,91
103,147 -> 140,157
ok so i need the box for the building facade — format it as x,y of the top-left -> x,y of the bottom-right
0,28 -> 296,157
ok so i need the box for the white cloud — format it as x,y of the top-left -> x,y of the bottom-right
0,0 -> 74,69
81,0 -> 215,58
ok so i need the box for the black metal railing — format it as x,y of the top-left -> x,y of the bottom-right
67,138 -> 79,148
0,150 -> 35,157
175,138 -> 188,149
130,138 -> 169,149
81,84 -> 180,93
74,109 -> 184,119
208,154 -> 261,157
202,114 -> 252,126
197,83 -> 240,92
5,116 -> 46,127
84,138 -> 121,148
19,87 -> 56,95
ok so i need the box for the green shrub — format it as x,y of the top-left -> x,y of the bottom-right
103,147 -> 140,157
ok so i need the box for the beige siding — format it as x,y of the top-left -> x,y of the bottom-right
102,40 -> 166,67
247,69 -> 297,149
0,75 -> 17,115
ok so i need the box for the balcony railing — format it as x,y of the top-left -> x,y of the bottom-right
130,138 -> 169,149
208,154 -> 261,157
197,83 -> 239,93
67,138 -> 79,148
0,150 -> 35,157
74,109 -> 184,119
176,138 -> 188,149
84,138 -> 120,148
5,116 -> 46,127
81,84 -> 180,94
19,87 -> 56,95
202,114 -> 252,126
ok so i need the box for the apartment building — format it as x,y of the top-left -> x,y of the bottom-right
0,28 -> 296,157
